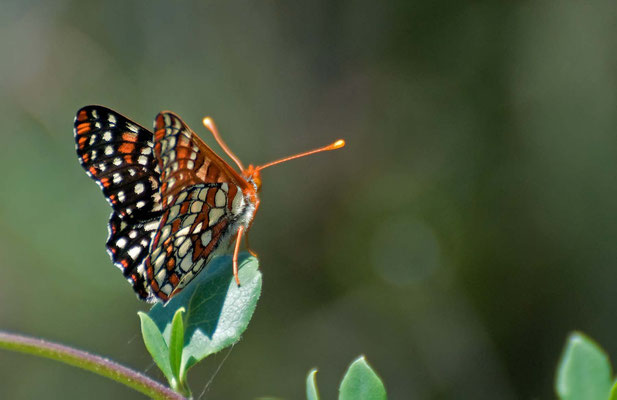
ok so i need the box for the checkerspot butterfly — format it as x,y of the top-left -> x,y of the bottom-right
74,106 -> 345,303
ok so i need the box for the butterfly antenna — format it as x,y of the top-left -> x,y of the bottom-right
202,117 -> 245,171
256,139 -> 345,172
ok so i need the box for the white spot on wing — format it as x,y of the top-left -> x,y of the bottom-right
215,190 -> 226,207
161,284 -> 173,295
155,269 -> 166,285
168,205 -> 180,220
128,246 -> 141,260
144,220 -> 159,231
200,230 -> 211,245
176,226 -> 191,236
190,201 -> 202,214
178,240 -> 191,257
176,191 -> 188,203
208,208 -> 224,226
154,253 -> 166,270
160,225 -> 171,242
182,214 -> 196,228
231,191 -> 244,214
180,255 -> 193,272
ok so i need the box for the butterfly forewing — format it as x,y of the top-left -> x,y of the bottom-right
74,106 -> 161,219
153,111 -> 251,206
142,112 -> 248,301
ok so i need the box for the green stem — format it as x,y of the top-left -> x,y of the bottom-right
0,330 -> 184,400
172,378 -> 192,398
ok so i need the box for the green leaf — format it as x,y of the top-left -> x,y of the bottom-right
556,332 -> 612,400
168,307 -> 185,384
339,356 -> 387,400
306,369 -> 320,400
148,253 -> 262,375
138,312 -> 173,384
609,381 -> 617,400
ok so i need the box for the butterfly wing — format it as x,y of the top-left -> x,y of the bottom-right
74,106 -> 161,218
143,112 -> 250,302
74,106 -> 163,300
106,213 -> 160,300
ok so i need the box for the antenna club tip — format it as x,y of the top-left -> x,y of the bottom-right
202,117 -> 214,127
332,139 -> 345,149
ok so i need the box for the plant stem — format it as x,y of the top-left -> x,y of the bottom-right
0,330 -> 184,400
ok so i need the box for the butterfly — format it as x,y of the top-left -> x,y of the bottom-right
74,106 -> 345,303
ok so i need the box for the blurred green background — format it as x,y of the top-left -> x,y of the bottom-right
1,1 -> 617,399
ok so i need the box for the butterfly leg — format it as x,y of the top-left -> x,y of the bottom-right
233,225 -> 245,286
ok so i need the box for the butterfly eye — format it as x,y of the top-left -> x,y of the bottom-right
252,173 -> 262,192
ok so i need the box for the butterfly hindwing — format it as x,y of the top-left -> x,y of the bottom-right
143,183 -> 244,301
74,106 -> 161,219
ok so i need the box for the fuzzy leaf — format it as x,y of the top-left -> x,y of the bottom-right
168,307 -> 185,383
138,312 -> 173,384
339,356 -> 387,400
556,332 -> 612,400
306,369 -> 320,400
148,253 -> 262,374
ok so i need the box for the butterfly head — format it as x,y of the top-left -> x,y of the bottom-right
243,164 -> 262,192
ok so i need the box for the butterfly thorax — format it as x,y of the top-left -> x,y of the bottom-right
240,165 -> 261,230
